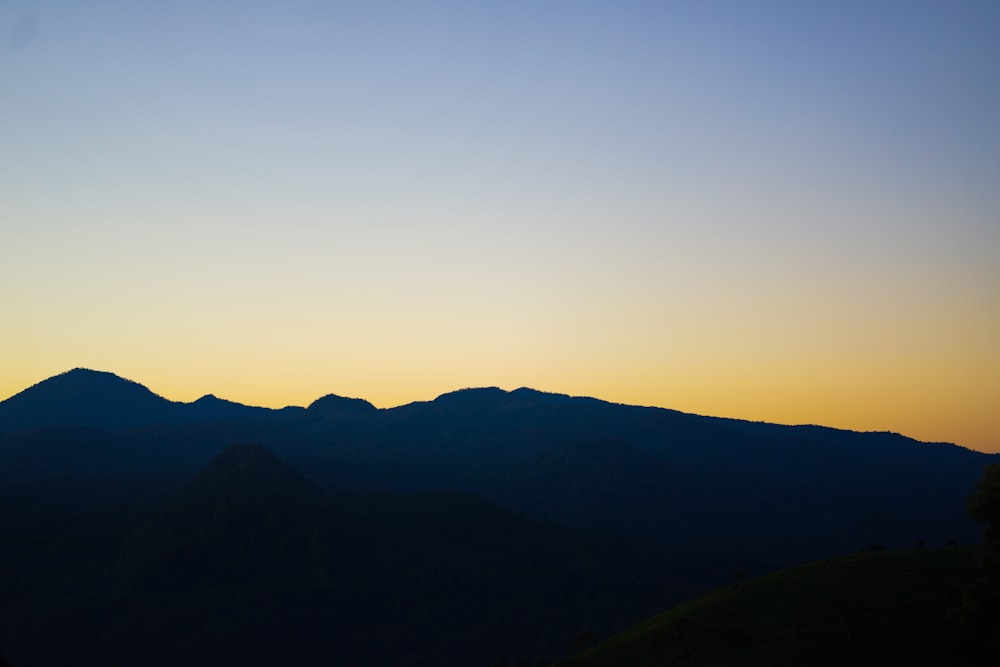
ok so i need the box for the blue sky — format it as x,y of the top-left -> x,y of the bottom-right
2,1 -> 999,450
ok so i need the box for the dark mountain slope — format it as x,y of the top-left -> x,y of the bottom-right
0,369 -> 285,433
306,392 -> 379,419
0,369 -> 178,432
0,445 -> 705,667
487,438 -> 694,539
322,388 -> 991,565
122,444 -> 327,589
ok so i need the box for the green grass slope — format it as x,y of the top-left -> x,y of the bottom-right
560,546 -> 981,667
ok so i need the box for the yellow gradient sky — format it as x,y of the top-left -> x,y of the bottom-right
2,2 -> 999,452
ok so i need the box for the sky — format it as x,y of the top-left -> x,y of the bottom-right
2,1 -> 998,452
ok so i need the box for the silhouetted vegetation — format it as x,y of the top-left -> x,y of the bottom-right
968,464 -> 1000,570
940,463 -> 1000,657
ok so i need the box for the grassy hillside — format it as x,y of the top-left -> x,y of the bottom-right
560,546 -> 982,667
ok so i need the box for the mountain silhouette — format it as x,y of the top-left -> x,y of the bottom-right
190,442 -> 315,494
2,370 -> 998,665
1,369 -> 996,570
0,369 -> 284,433
306,392 -> 378,419
126,443 -> 324,588
1,444 -> 704,666
0,369 -> 178,432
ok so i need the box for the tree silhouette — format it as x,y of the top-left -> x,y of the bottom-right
968,463 -> 1000,572
948,464 -> 1000,644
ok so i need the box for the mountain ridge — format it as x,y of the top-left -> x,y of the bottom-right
1,369 -> 997,665
1,368 -> 994,571
0,368 -> 288,433
0,368 -> 968,450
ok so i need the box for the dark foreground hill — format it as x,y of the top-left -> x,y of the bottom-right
0,445 -> 711,667
561,546 -> 983,667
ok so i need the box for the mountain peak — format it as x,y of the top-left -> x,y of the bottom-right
201,443 -> 288,478
0,368 -> 173,432
183,443 -> 319,507
432,387 -> 509,404
306,393 -> 377,418
53,367 -> 150,390
0,370 -> 288,433
135,444 -> 321,585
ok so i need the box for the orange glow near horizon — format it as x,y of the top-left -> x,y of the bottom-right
2,3 -> 997,454
3,333 -> 997,454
